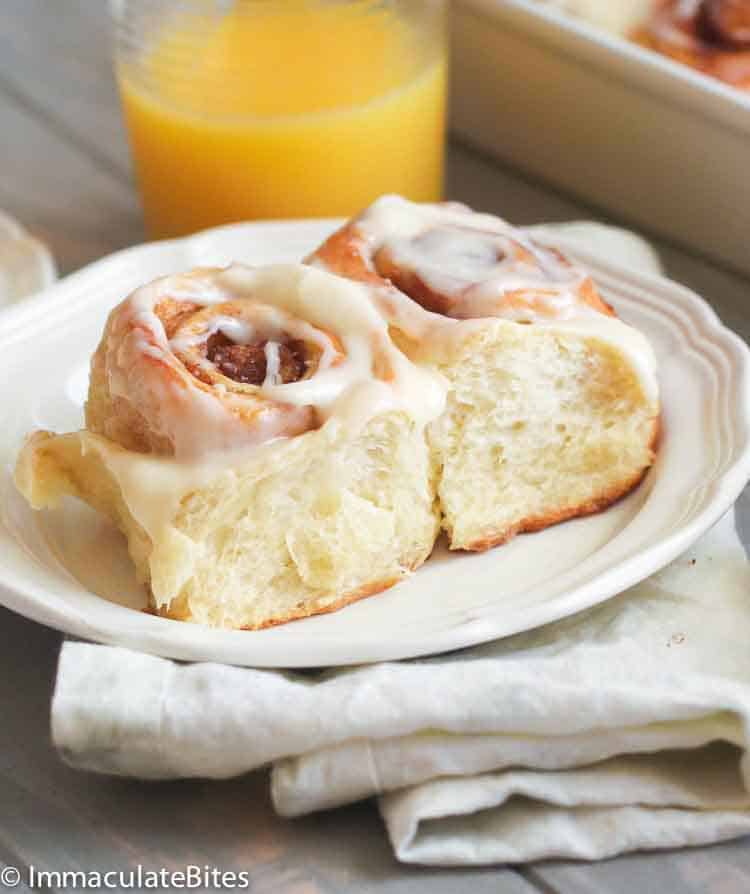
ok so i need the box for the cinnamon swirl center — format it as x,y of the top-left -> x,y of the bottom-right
636,0 -> 750,87
205,332 -> 309,386
371,222 -> 600,321
167,301 -> 333,393
702,0 -> 750,48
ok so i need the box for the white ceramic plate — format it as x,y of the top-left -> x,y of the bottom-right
1,220 -> 749,667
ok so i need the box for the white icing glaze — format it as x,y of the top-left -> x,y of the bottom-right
374,296 -> 659,407
214,265 -> 446,423
212,315 -> 256,343
168,303 -> 341,393
103,263 -> 447,461
353,194 -> 595,323
313,195 -> 659,405
263,340 -> 281,386
76,432 -> 300,603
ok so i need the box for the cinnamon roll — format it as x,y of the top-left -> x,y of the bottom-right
309,196 -> 660,551
15,264 -> 446,629
633,0 -> 750,90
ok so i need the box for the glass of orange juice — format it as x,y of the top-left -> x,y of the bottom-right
112,0 -> 447,239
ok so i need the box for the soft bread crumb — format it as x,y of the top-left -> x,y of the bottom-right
426,322 -> 658,550
16,413 -> 440,629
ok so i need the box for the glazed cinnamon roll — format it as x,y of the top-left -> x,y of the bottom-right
15,264 -> 446,629
309,196 -> 660,551
633,0 -> 750,90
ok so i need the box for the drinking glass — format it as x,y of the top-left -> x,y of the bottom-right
112,0 -> 447,238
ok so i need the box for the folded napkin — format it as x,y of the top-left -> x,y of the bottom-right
50,224 -> 750,865
0,209 -> 57,306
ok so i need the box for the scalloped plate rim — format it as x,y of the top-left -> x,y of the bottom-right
0,218 -> 748,667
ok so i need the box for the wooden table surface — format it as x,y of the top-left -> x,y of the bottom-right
1,2 -> 749,892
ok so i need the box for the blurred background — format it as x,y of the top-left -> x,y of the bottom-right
1,0 -> 748,313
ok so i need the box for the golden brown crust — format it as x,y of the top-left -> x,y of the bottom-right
242,576 -> 403,630
633,0 -> 750,90
456,415 -> 661,552
306,221 -> 382,285
86,271 -> 348,458
147,571 -> 420,630
310,217 -> 616,320
312,203 -> 659,557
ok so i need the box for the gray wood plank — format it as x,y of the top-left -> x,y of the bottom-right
0,606 -> 539,894
528,844 -> 750,894
0,0 -> 131,180
0,860 -> 32,894
0,91 -> 142,274
0,772 -> 541,894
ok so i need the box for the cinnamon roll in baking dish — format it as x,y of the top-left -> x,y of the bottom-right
15,264 -> 445,629
633,0 -> 750,90
309,196 -> 660,551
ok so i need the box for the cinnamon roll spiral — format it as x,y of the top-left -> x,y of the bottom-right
86,264 -> 441,459
633,0 -> 750,90
16,263 -> 446,629
310,196 -> 614,322
309,196 -> 660,551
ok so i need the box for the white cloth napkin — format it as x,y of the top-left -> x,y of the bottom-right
50,224 -> 750,865
0,209 -> 57,307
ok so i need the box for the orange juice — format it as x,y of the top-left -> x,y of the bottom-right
117,0 -> 446,238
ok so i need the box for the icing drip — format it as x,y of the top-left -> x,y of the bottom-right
103,263 -> 447,460
355,195 -> 601,322
263,341 -> 281,386
309,195 -> 659,405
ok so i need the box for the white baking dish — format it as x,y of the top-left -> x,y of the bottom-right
450,0 -> 750,276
